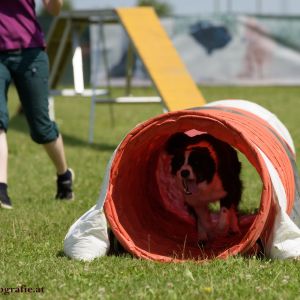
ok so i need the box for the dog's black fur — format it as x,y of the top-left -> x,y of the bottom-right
165,132 -> 243,241
165,132 -> 242,210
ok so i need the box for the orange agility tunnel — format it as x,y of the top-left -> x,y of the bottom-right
103,100 -> 300,262
64,100 -> 300,262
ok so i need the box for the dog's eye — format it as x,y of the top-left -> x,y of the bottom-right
189,149 -> 210,166
189,156 -> 201,166
171,154 -> 184,174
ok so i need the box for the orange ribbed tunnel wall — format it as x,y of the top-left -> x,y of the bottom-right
104,106 -> 296,262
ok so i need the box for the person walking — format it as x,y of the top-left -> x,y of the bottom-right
0,0 -> 74,209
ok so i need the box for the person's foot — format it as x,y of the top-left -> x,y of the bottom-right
0,192 -> 13,209
55,169 -> 74,201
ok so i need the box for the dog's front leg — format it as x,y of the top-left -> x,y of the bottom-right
218,205 -> 240,236
195,206 -> 213,244
228,206 -> 241,234
196,217 -> 209,242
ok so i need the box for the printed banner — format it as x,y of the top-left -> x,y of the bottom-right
90,15 -> 300,85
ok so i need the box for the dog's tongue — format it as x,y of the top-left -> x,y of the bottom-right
182,179 -> 198,195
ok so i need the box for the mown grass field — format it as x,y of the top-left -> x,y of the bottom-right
1,85 -> 300,299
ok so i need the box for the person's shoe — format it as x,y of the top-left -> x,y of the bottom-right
55,168 -> 75,201
0,192 -> 13,209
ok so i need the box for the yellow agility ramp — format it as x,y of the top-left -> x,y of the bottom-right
116,7 -> 206,111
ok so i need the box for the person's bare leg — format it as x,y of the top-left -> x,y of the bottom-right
0,130 -> 8,183
43,134 -> 68,175
43,134 -> 74,200
0,129 -> 12,208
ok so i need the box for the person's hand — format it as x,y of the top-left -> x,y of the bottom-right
42,0 -> 63,16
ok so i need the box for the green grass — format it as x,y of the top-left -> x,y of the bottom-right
1,85 -> 300,299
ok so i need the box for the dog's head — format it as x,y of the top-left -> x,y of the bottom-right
165,132 -> 217,195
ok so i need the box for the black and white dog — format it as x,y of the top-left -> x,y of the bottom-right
165,132 -> 242,243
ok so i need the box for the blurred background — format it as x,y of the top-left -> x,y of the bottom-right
38,0 -> 300,87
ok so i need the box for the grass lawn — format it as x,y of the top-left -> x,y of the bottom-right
1,85 -> 300,299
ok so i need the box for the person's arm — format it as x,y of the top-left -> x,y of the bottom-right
42,0 -> 63,16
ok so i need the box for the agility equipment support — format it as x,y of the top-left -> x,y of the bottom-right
116,7 -> 206,111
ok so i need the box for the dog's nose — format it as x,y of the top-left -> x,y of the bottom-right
180,169 -> 190,178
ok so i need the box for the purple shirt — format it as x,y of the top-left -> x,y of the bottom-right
0,0 -> 46,51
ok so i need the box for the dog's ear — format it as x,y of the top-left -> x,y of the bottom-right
165,132 -> 189,154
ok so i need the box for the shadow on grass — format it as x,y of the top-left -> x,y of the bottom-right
56,250 -> 68,259
56,249 -> 132,261
8,113 -> 117,152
